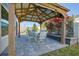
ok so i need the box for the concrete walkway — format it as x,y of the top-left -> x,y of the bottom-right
16,35 -> 67,56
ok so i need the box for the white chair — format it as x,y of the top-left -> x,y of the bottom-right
28,31 -> 38,42
38,31 -> 47,42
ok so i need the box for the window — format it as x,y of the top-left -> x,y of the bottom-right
1,5 -> 8,36
1,5 -> 8,20
1,21 -> 8,36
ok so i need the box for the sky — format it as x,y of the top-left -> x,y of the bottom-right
21,21 -> 40,27
21,3 -> 79,27
60,3 -> 79,16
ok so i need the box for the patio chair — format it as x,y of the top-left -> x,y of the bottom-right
28,30 -> 38,42
37,30 -> 47,42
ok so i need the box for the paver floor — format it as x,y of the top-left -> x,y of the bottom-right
16,35 -> 67,56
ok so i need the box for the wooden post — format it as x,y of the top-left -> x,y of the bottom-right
40,24 -> 41,31
8,3 -> 16,56
18,21 -> 20,37
40,23 -> 42,31
61,15 -> 66,44
16,21 -> 17,36
0,4 -> 1,39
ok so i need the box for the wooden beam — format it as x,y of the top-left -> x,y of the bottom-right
24,3 -> 31,18
16,11 -> 26,13
16,7 -> 35,10
61,14 -> 66,44
37,7 -> 51,17
34,7 -> 45,23
18,10 -> 35,19
36,3 -> 67,15
16,10 -> 33,18
35,9 -> 42,23
21,3 -> 22,21
16,3 -> 65,25
30,11 -> 34,21
34,10 -> 39,21
8,3 -> 16,56
19,11 -> 61,24
20,19 -> 40,23
37,8 -> 53,19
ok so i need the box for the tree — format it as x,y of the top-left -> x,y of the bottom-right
45,17 -> 63,34
32,24 -> 38,32
42,22 -> 46,29
66,16 -> 74,37
45,21 -> 54,33
25,27 -> 29,34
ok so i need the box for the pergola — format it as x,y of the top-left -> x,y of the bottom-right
0,3 -> 69,56
15,3 -> 68,37
15,3 -> 64,23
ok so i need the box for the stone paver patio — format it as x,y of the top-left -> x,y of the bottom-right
16,35 -> 67,56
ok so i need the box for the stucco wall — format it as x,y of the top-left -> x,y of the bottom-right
0,35 -> 8,54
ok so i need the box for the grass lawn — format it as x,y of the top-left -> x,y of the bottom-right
42,44 -> 79,56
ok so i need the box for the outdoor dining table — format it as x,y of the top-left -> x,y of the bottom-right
28,31 -> 40,42
27,30 -> 48,43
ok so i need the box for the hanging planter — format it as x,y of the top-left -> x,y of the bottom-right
53,17 -> 63,24
45,17 -> 63,34
55,24 -> 61,29
46,22 -> 54,33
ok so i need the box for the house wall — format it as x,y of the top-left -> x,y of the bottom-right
0,35 -> 8,54
74,17 -> 79,43
0,4 -> 9,54
0,4 -> 17,54
0,4 -> 1,54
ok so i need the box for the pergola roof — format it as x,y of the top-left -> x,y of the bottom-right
15,3 -> 69,23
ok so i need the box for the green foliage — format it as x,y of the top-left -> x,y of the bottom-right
41,22 -> 46,29
45,22 -> 61,33
25,27 -> 29,34
66,16 -> 74,37
32,24 -> 38,32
